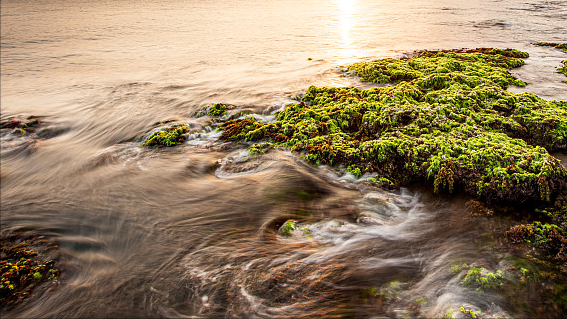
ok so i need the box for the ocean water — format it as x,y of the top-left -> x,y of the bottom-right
1,0 -> 566,318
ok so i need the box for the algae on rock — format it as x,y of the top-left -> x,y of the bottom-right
219,49 -> 567,204
143,124 -> 189,147
1,232 -> 60,309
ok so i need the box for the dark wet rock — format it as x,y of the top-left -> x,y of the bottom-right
506,189 -> 567,272
0,230 -> 60,310
0,115 -> 43,135
0,115 -> 46,156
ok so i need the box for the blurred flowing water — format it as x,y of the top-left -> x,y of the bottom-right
1,0 -> 566,318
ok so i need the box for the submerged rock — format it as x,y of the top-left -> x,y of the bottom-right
277,220 -> 312,239
506,189 -> 567,271
0,115 -> 42,136
219,48 -> 567,204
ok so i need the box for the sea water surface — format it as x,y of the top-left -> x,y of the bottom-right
1,0 -> 567,318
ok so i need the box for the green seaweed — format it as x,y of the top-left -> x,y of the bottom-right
279,221 -> 298,237
451,263 -> 469,275
248,142 -> 275,155
207,103 -> 229,117
459,307 -> 479,319
451,263 -> 504,291
197,103 -> 233,117
1,234 -> 59,309
219,49 -> 567,204
461,267 -> 504,291
507,221 -> 566,264
506,189 -> 567,268
142,124 -> 189,147
532,42 -> 567,53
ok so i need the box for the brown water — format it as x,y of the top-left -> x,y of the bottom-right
1,0 -> 567,318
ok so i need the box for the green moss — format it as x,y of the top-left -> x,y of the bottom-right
367,176 -> 396,189
248,142 -> 275,155
506,189 -> 567,268
507,221 -> 566,263
1,235 -> 59,309
219,49 -> 567,204
207,103 -> 229,117
532,42 -> 567,53
143,124 -> 189,147
348,48 -> 528,88
197,103 -> 234,117
451,263 -> 468,275
279,221 -> 298,237
461,267 -> 504,291
451,263 -> 504,291
459,307 -> 479,319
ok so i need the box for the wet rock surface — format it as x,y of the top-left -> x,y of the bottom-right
0,230 -> 60,310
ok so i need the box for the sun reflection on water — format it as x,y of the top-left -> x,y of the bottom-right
336,0 -> 359,60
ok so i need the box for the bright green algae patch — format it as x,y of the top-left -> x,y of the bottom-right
347,48 -> 528,87
143,124 -> 188,147
200,103 -> 230,117
219,49 -> 567,203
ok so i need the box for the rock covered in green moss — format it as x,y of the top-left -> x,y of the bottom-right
197,103 -> 235,117
507,222 -> 566,263
532,42 -> 567,53
219,49 -> 567,204
277,220 -> 312,239
451,263 -> 504,291
142,124 -> 188,147
278,220 -> 298,236
1,232 -> 60,309
348,48 -> 528,88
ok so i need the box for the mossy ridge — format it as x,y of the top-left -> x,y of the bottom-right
348,48 -> 528,88
142,124 -> 189,147
532,42 -> 567,53
220,49 -> 567,203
